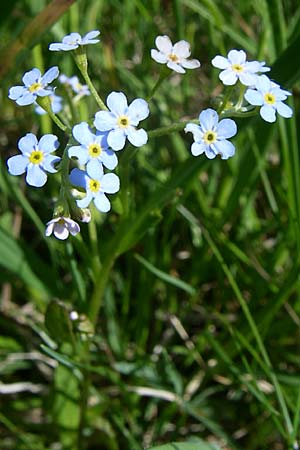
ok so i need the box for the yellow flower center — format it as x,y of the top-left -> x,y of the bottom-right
29,82 -> 42,93
89,179 -> 100,193
168,53 -> 179,62
231,63 -> 244,73
76,82 -> 82,90
29,150 -> 44,164
203,131 -> 217,144
117,115 -> 130,128
264,92 -> 276,105
88,142 -> 102,158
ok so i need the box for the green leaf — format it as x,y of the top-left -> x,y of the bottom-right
149,441 -> 219,450
44,300 -> 75,346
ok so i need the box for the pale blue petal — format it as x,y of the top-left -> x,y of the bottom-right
228,49 -> 246,65
43,155 -> 60,173
205,146 -> 217,159
256,75 -> 271,92
94,193 -> 111,212
49,43 -> 76,51
107,91 -> 128,115
7,155 -> 28,175
219,69 -> 238,85
16,92 -> 36,105
18,133 -> 38,154
126,127 -> 148,147
8,86 -> 26,100
77,193 -> 93,208
128,99 -> 149,125
276,102 -> 293,118
94,111 -> 117,131
26,164 -> 47,187
101,173 -> 120,194
190,142 -> 205,156
36,88 -> 52,97
217,118 -> 237,139
199,109 -> 219,132
86,161 -> 104,180
101,149 -> 118,170
260,105 -> 276,123
107,129 -> 126,151
68,146 -> 89,164
155,35 -> 172,54
73,122 -> 94,146
42,66 -> 59,85
211,55 -> 229,69
95,132 -> 109,149
239,72 -> 257,86
22,68 -> 41,87
184,123 -> 202,141
82,30 -> 100,44
213,140 -> 235,159
244,89 -> 264,106
70,168 -> 88,188
151,49 -> 168,64
86,159 -> 103,173
181,59 -> 201,69
64,33 -> 81,44
39,134 -> 59,154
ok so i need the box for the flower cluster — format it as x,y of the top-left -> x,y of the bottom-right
7,29 -> 293,240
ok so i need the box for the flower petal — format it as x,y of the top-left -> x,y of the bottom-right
101,149 -> 118,170
211,55 -> 229,69
53,223 -> 70,240
239,72 -> 257,86
213,140 -> 235,159
22,68 -> 41,87
68,145 -> 89,165
26,164 -> 47,187
42,155 -> 60,173
94,111 -> 117,131
86,161 -> 104,180
276,101 -> 293,119
18,133 -> 38,154
219,69 -> 238,85
16,92 -> 36,106
107,129 -> 126,151
39,134 -> 59,153
8,86 -> 26,100
126,127 -> 148,147
77,192 -> 93,208
227,49 -> 246,65
41,66 -> 59,85
86,159 -> 103,173
190,142 -> 206,156
217,118 -> 237,139
128,98 -> 149,124
167,61 -> 185,73
185,123 -> 202,141
260,105 -> 276,123
199,109 -> 219,132
72,122 -> 94,146
181,59 -> 201,69
151,49 -> 168,64
70,168 -> 88,189
173,40 -> 191,59
107,91 -> 128,115
155,35 -> 172,54
7,155 -> 28,175
244,89 -> 264,106
101,173 -> 120,194
94,193 -> 111,212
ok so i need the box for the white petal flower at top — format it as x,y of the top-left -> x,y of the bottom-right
94,92 -> 149,151
49,30 -> 100,51
212,49 -> 270,86
68,122 -> 118,172
151,35 -> 200,74
69,163 -> 120,213
45,216 -> 80,240
185,108 -> 237,160
8,67 -> 59,106
7,133 -> 60,187
244,75 -> 293,123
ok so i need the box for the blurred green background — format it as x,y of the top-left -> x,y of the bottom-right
0,1 -> 300,449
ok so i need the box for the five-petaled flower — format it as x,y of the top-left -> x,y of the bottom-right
185,108 -> 237,160
94,91 -> 149,151
212,49 -> 270,86
7,133 -> 60,187
151,35 -> 200,74
49,30 -> 100,51
68,122 -> 118,172
244,75 -> 293,123
8,67 -> 59,106
45,216 -> 80,240
69,164 -> 120,213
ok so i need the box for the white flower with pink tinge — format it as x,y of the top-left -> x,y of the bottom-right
45,216 -> 80,240
151,35 -> 200,74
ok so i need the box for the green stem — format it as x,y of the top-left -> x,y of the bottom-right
147,66 -> 170,101
148,119 -> 198,138
36,96 -> 68,132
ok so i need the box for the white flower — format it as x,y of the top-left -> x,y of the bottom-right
49,30 -> 100,51
45,217 -> 80,240
244,75 -> 293,123
212,49 -> 270,86
151,35 -> 200,74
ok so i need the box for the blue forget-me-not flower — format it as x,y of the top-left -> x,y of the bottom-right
94,92 -> 149,151
244,75 -> 293,123
185,108 -> 237,159
70,164 -> 120,213
68,122 -> 118,172
7,133 -> 60,187
8,67 -> 59,106
49,31 -> 100,51
212,49 -> 270,86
